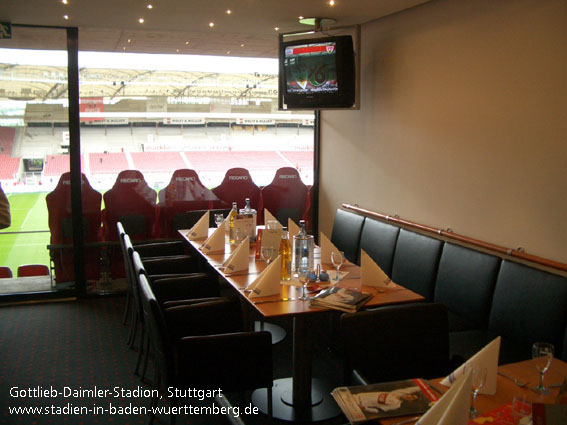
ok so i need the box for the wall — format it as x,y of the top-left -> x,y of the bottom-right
319,0 -> 567,263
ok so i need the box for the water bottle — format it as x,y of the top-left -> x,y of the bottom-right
292,220 -> 314,276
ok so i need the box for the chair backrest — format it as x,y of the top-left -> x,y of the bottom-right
157,169 -> 223,238
46,172 -> 102,244
433,243 -> 501,332
330,209 -> 365,265
0,266 -> 12,278
359,217 -> 400,276
391,229 -> 444,302
212,168 -> 261,211
259,167 -> 308,226
103,170 -> 157,241
137,271 -> 172,387
489,260 -> 567,361
340,303 -> 451,384
17,264 -> 50,277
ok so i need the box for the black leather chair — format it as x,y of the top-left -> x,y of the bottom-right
391,229 -> 444,302
359,217 -> 400,276
433,243 -> 501,332
138,272 -> 273,425
340,302 -> 455,385
330,209 -> 365,265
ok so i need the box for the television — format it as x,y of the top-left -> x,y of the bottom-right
279,35 -> 356,110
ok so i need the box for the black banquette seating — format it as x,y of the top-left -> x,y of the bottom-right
332,208 -> 567,369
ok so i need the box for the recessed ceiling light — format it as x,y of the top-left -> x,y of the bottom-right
274,27 -> 280,31
185,41 -> 190,45
298,16 -> 304,20
226,9 -> 232,15
147,4 -> 153,9
123,46 -> 127,51
209,22 -> 215,28
176,49 -> 180,53
226,51 -> 231,55
240,43 -> 245,47
127,39 -> 131,43
329,0 -> 335,5
61,0 -> 68,4
63,14 -> 69,20
138,17 -> 145,24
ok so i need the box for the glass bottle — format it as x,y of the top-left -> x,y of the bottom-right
238,197 -> 257,242
292,220 -> 314,276
279,229 -> 292,281
228,202 -> 238,244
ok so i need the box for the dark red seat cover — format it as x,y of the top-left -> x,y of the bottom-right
212,167 -> 261,212
102,170 -> 157,242
157,169 -> 222,238
259,167 -> 309,227
46,172 -> 102,282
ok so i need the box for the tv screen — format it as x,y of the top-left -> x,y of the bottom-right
279,35 -> 355,109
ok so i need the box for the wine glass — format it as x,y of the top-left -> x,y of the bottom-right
298,268 -> 313,301
532,342 -> 554,394
331,250 -> 345,281
469,365 -> 487,418
214,213 -> 224,228
261,246 -> 275,266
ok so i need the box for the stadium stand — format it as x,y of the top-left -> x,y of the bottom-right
0,127 -> 15,155
89,152 -> 129,174
43,154 -> 72,177
157,168 -> 223,238
130,151 -> 186,172
0,156 -> 20,181
46,172 -> 102,283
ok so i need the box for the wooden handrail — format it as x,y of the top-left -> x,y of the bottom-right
342,203 -> 567,273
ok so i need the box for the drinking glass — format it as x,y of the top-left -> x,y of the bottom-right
532,342 -> 554,394
214,213 -> 224,228
511,394 -> 532,425
469,366 -> 487,418
261,246 -> 275,266
331,250 -> 345,281
298,268 -> 313,301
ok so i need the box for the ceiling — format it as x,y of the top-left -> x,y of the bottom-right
0,0 -> 432,58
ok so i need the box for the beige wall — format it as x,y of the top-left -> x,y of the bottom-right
319,0 -> 566,263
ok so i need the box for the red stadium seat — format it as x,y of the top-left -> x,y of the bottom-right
157,169 -> 223,238
0,266 -> 13,278
212,167 -> 261,213
259,167 -> 310,228
17,264 -> 50,277
46,172 -> 102,283
102,170 -> 157,242
103,170 -> 158,279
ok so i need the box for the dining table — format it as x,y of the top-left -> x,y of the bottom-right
180,227 -> 425,422
379,356 -> 567,425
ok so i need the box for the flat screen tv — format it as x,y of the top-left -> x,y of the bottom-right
279,35 -> 355,110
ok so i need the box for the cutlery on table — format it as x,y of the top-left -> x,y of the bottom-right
497,371 -> 529,387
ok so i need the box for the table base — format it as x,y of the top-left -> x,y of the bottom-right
254,321 -> 286,344
251,378 -> 341,422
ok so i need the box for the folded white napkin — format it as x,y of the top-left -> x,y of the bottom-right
264,209 -> 282,229
222,237 -> 249,274
360,249 -> 393,287
320,232 -> 354,266
288,218 -> 301,239
417,369 -> 472,425
441,336 -> 500,395
248,255 -> 282,298
200,223 -> 225,253
187,211 -> 210,240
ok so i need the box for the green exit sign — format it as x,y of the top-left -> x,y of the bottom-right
0,22 -> 12,39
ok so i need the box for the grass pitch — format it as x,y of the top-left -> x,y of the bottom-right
0,192 -> 51,277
